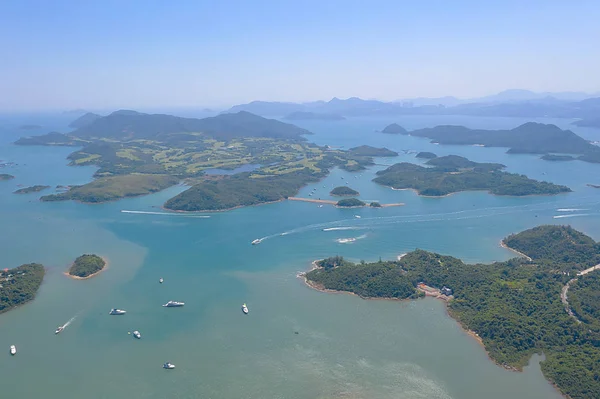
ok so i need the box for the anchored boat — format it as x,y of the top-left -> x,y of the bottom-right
10,345 -> 16,356
163,362 -> 175,369
242,303 -> 249,314
109,308 -> 126,315
163,301 -> 184,307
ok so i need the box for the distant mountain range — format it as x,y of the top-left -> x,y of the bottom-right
224,90 -> 600,125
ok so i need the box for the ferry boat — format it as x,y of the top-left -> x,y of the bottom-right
251,239 -> 261,245
242,303 -> 249,314
109,308 -> 126,315
159,277 -> 164,284
55,326 -> 64,334
132,330 -> 141,339
10,345 -> 16,356
163,301 -> 185,307
163,362 -> 176,369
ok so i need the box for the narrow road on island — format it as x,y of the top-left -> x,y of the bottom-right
561,264 -> 600,324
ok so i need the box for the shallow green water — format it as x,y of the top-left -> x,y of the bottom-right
1,114 -> 599,398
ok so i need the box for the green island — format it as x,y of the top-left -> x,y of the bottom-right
382,122 -> 600,163
304,225 -> 600,399
588,184 -> 600,189
541,154 -> 575,161
14,185 -> 50,194
348,145 -> 398,157
283,111 -> 345,121
68,254 -> 106,279
0,173 -> 15,181
68,112 -> 101,128
336,198 -> 365,207
17,110 -> 383,210
330,186 -> 359,196
0,263 -> 45,314
372,155 -> 571,196
381,123 -> 408,134
42,174 -> 179,203
415,151 -> 437,159
573,117 -> 600,128
369,202 -> 382,208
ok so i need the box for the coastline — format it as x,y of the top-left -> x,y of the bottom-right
500,240 -> 533,261
64,256 -> 109,280
299,259 -> 511,372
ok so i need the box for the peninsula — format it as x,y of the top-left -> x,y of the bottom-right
330,186 -> 359,196
303,225 -> 600,399
381,122 -> 600,164
348,145 -> 398,157
18,110 -> 384,210
0,263 -> 45,315
0,173 -> 15,181
14,185 -> 50,194
373,155 -> 571,196
67,254 -> 107,279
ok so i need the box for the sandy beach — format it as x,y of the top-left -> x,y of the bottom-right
64,256 -> 110,280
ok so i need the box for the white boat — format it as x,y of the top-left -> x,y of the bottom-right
55,326 -> 64,334
159,277 -> 164,284
163,362 -> 175,369
354,215 -> 361,219
132,330 -> 141,339
10,345 -> 16,356
163,301 -> 185,307
336,237 -> 357,244
251,239 -> 261,245
242,303 -> 249,314
109,308 -> 126,315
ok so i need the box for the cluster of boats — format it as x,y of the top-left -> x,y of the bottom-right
9,276 -> 250,368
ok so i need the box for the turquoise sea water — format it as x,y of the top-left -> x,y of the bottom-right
1,114 -> 600,398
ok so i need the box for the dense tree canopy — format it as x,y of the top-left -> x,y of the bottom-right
69,254 -> 106,278
0,263 -> 45,314
306,225 -> 600,399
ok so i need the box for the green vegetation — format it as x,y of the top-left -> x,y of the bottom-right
164,169 -> 321,211
13,185 -> 50,194
41,174 -> 178,203
284,112 -> 345,121
369,202 -> 382,207
14,132 -> 86,146
570,272 -> 600,330
68,254 -> 106,278
305,225 -> 600,399
541,154 -> 575,161
0,173 -> 15,181
0,263 -> 45,314
336,198 -> 365,207
415,151 -> 437,159
373,155 -> 571,196
382,122 -> 600,164
348,145 -> 398,157
330,186 -> 359,196
15,111 -> 382,207
381,123 -> 407,134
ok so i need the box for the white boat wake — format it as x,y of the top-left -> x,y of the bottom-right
336,234 -> 367,244
556,209 -> 588,212
322,226 -> 361,232
121,210 -> 210,218
553,214 -> 592,219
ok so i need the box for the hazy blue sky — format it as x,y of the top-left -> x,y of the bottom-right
1,0 -> 599,111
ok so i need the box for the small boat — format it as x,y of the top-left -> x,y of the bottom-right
159,277 -> 164,284
251,239 -> 261,245
10,345 -> 16,356
354,215 -> 361,219
163,362 -> 175,369
109,308 -> 126,315
242,303 -> 249,314
132,330 -> 141,339
318,205 -> 323,208
163,301 -> 185,307
55,326 -> 64,334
